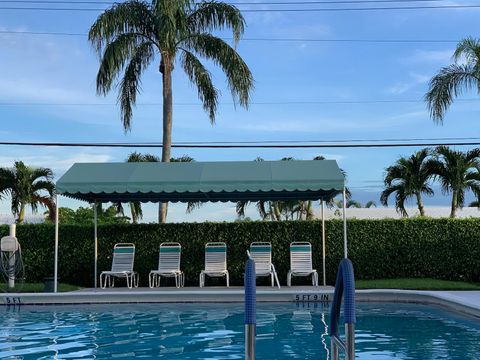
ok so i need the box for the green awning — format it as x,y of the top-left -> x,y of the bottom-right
56,160 -> 344,203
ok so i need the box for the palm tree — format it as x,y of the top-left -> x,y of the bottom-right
426,146 -> 480,218
116,152 -> 195,222
0,161 -> 55,223
425,37 -> 480,122
89,0 -> 254,223
346,200 -> 361,208
380,149 -> 434,217
115,152 -> 159,223
365,200 -> 377,208
469,200 -> 480,207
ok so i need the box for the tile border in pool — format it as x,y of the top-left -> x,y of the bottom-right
1,287 -> 479,318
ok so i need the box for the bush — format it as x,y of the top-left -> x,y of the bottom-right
2,218 -> 479,287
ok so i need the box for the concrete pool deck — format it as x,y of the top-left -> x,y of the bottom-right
1,287 -> 480,318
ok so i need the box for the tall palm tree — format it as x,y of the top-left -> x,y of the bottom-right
425,37 -> 480,122
426,146 -> 480,218
89,0 -> 254,222
380,149 -> 434,217
0,161 -> 55,223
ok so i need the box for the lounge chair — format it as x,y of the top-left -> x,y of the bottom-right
149,242 -> 184,288
100,243 -> 138,289
199,242 -> 229,287
249,242 -> 280,288
287,242 -> 318,287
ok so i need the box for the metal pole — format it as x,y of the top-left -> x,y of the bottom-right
245,255 -> 256,360
345,323 -> 355,360
8,224 -> 16,288
331,339 -> 339,360
54,195 -> 59,293
342,187 -> 347,259
94,201 -> 98,288
321,200 -> 326,286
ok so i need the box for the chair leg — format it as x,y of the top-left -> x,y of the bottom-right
271,273 -> 274,287
199,272 -> 204,288
287,272 -> 292,287
226,272 -> 229,287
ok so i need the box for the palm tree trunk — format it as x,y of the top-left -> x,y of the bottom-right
159,56 -> 173,224
415,192 -> 425,216
16,205 -> 25,224
450,191 -> 458,218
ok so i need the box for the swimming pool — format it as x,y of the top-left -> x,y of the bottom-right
1,302 -> 479,359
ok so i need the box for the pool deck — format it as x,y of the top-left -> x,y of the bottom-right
1,286 -> 480,317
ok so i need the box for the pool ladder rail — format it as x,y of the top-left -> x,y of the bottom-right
244,250 -> 256,360
329,258 -> 356,360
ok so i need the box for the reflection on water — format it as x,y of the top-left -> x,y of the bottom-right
0,302 -> 479,359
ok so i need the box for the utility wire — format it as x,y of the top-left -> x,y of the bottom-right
0,98 -> 478,106
0,0 -> 467,4
0,141 -> 478,148
0,4 -> 480,11
0,30 -> 460,43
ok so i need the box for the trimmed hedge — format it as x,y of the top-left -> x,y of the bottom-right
2,218 -> 479,287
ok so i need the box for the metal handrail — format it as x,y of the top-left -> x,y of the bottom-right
329,258 -> 356,360
245,251 -> 256,360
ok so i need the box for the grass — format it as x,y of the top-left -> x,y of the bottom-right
0,283 -> 81,293
356,278 -> 480,290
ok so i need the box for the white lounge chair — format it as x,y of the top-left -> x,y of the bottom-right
199,242 -> 229,287
287,242 -> 318,287
249,242 -> 280,288
149,242 -> 184,288
100,243 -> 138,289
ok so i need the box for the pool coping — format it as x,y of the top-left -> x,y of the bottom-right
1,287 -> 480,318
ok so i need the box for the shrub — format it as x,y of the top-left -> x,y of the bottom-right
2,218 -> 479,287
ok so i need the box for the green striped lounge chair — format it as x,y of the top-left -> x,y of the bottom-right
149,242 -> 184,288
100,243 -> 138,289
199,242 -> 229,287
249,242 -> 280,288
287,242 -> 318,287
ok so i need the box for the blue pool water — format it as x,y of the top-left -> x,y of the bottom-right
0,302 -> 479,359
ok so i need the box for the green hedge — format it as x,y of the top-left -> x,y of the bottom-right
2,218 -> 479,287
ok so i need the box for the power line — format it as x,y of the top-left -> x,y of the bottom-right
0,141 -> 479,148
0,98 -> 478,106
0,30 -> 460,43
0,0 -> 466,4
0,4 -> 480,11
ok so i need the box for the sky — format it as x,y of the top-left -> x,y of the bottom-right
0,0 -> 479,222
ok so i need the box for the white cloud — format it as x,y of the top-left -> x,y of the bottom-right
386,73 -> 430,95
0,152 -> 113,176
403,49 -> 453,64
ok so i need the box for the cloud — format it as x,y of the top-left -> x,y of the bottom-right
0,152 -> 113,176
403,49 -> 453,64
386,73 -> 430,95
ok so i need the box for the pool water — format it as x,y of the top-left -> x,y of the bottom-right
0,302 -> 479,359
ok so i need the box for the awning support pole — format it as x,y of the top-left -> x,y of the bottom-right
321,200 -> 326,286
54,195 -> 59,293
342,187 -> 348,259
94,201 -> 98,288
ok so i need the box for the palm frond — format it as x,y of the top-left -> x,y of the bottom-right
96,34 -> 154,96
180,33 -> 253,107
118,41 -> 155,130
425,64 -> 479,123
88,1 -> 155,54
187,1 -> 245,44
180,50 -> 218,122
453,37 -> 480,65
